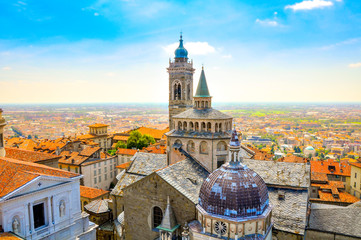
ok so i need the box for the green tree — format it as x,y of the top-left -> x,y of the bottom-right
115,141 -> 127,149
126,131 -> 155,149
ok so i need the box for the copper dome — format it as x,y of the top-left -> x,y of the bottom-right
198,161 -> 269,218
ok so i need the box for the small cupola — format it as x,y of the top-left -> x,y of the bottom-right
174,33 -> 188,61
193,66 -> 212,109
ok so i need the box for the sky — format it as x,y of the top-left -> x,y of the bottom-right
0,0 -> 361,103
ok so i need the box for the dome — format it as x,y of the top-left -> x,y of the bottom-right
198,161 -> 269,218
174,34 -> 188,59
305,146 -> 315,151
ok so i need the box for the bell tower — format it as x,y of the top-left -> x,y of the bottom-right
168,33 -> 195,129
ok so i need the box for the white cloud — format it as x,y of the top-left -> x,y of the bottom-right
94,12 -> 99,16
2,66 -> 11,71
106,72 -> 115,76
285,0 -> 333,11
349,63 -> 361,68
163,42 -> 216,56
255,19 -> 279,27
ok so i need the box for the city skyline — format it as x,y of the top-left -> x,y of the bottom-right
1,0 -> 361,103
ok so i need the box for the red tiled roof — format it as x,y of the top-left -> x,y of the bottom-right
0,157 -> 79,198
80,146 -> 100,157
116,161 -> 131,169
116,148 -> 137,156
278,155 -> 307,163
310,159 -> 351,176
80,185 -> 109,199
113,135 -> 129,141
350,162 -> 361,168
311,172 -> 328,182
0,232 -> 23,239
314,190 -> 359,204
5,147 -> 60,163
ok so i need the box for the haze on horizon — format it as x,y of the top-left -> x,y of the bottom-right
1,0 -> 361,104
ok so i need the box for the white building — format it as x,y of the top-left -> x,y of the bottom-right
0,156 -> 97,240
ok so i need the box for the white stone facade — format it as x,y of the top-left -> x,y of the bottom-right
82,156 -> 118,190
0,175 -> 96,240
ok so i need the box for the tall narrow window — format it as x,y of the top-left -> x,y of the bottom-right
33,203 -> 45,229
177,84 -> 182,100
187,84 -> 191,100
153,206 -> 163,228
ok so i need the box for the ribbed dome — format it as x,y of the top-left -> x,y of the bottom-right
198,161 -> 269,218
174,34 -> 188,59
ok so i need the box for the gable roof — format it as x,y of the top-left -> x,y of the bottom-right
5,147 -> 60,163
0,157 -> 79,198
111,152 -> 168,196
127,152 -> 167,176
80,185 -> 109,200
156,157 -> 209,204
243,159 -> 310,188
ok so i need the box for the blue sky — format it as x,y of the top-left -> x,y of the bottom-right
1,0 -> 361,103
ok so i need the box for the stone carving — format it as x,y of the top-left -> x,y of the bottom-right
12,218 -> 20,234
59,200 -> 65,217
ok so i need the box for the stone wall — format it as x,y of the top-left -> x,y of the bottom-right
305,230 -> 361,240
123,173 -> 197,240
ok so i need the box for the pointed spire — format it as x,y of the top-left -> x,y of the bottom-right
194,67 -> 210,97
157,196 -> 179,231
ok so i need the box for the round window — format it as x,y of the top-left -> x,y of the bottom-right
214,221 -> 227,235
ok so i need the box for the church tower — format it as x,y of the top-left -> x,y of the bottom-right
168,34 -> 195,129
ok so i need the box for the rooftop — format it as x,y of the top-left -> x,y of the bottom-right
80,185 -> 109,199
0,156 -> 79,198
5,147 -> 60,163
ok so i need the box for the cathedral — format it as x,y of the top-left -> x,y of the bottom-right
112,35 -> 310,240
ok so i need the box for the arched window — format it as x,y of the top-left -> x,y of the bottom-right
215,123 -> 218,132
187,140 -> 195,153
153,206 -> 163,228
201,101 -> 204,108
175,139 -> 182,146
207,122 -> 212,132
219,123 -> 222,132
200,141 -> 208,154
173,82 -> 182,100
205,101 -> 208,108
183,121 -> 187,131
217,141 -> 227,151
189,122 -> 194,131
201,122 -> 206,132
178,121 -> 182,130
195,122 -> 199,131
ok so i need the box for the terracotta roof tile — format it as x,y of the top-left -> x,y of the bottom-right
314,190 -> 359,204
80,146 -> 100,157
0,157 -> 79,198
116,161 -> 131,170
0,232 -> 23,239
5,147 -> 60,163
311,159 -> 351,176
80,185 -> 109,199
116,148 -> 137,156
113,135 -> 129,141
